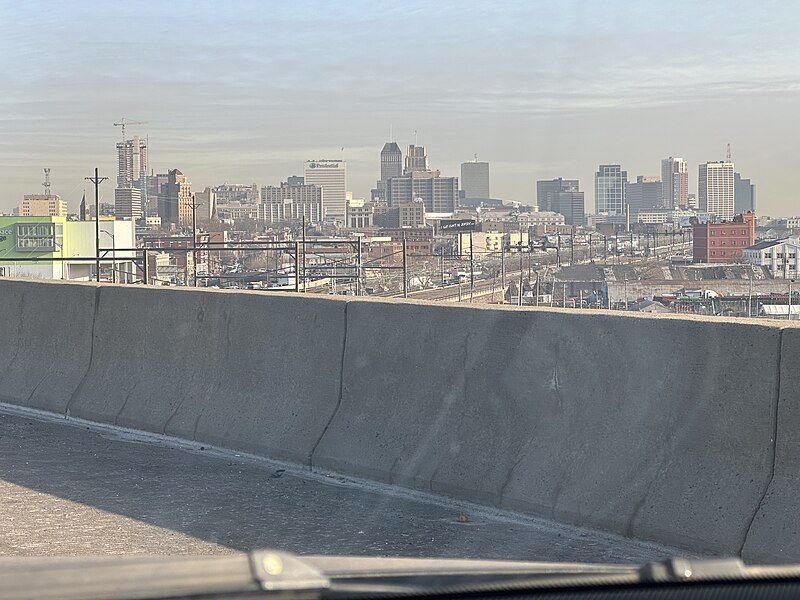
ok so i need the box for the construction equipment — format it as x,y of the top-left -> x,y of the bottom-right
113,118 -> 148,142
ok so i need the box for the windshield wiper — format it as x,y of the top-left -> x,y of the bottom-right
3,551 -> 800,600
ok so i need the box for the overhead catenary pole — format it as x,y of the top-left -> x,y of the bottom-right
302,214 -> 307,292
191,194 -> 198,287
402,233 -> 408,298
518,245 -> 523,306
294,241 -> 300,292
85,168 -> 108,282
356,236 -> 362,296
500,244 -> 505,304
469,230 -> 474,302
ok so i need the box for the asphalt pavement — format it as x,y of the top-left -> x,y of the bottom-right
0,407 -> 691,562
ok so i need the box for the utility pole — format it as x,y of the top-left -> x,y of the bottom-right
85,168 -> 108,282
518,247 -> 523,306
294,241 -> 300,292
302,214 -> 307,292
556,233 -> 561,268
356,236 -> 362,296
500,244 -> 506,303
439,248 -> 445,286
588,233 -> 593,263
402,233 -> 408,298
748,273 -> 753,318
469,230 -> 474,302
191,194 -> 199,287
789,279 -> 795,321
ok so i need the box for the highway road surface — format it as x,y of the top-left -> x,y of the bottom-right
0,406 -> 692,562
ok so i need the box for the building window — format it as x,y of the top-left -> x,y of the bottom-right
15,223 -> 56,251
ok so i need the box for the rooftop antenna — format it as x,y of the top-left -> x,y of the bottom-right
474,153 -> 478,162
726,143 -> 732,162
414,129 -> 418,146
389,124 -> 393,141
42,168 -> 51,197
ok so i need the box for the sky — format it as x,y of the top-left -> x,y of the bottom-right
1,0 -> 799,216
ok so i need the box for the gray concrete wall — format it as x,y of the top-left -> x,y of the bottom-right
0,278 -> 797,561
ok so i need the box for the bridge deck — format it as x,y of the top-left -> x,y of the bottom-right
0,407 -> 687,562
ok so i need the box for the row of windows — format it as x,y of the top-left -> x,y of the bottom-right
710,229 -> 749,236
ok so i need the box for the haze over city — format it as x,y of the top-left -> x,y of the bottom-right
1,0 -> 799,215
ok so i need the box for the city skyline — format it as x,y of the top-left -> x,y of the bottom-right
2,1 -> 799,216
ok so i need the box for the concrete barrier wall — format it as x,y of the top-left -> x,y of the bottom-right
0,278 -> 795,560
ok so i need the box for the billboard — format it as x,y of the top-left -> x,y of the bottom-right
439,219 -> 476,233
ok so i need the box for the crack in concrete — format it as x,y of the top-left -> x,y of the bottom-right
738,327 -> 783,556
308,301 -> 349,469
114,381 -> 139,426
65,286 -> 102,417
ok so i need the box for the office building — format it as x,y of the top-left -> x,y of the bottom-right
304,159 -> 347,221
404,145 -> 429,174
116,136 -> 148,189
461,160 -> 490,199
385,170 -> 458,213
698,161 -> 735,220
661,157 -> 688,208
691,212 -> 754,263
117,136 -> 149,212
19,194 -> 68,217
595,165 -> 627,216
375,198 -> 426,228
260,182 -> 323,224
211,183 -> 259,204
346,199 -> 377,229
536,178 -> 585,226
158,169 -> 193,226
626,176 -> 662,217
194,187 -> 217,220
373,142 -> 403,201
381,143 -> 403,180
114,187 -> 143,220
735,173 -> 756,214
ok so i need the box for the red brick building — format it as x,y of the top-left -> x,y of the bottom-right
692,212 -> 755,263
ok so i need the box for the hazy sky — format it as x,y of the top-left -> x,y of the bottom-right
1,0 -> 799,215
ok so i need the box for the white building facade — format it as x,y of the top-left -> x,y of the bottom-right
304,160 -> 347,221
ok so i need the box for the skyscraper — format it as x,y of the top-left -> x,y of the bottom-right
260,182 -> 323,224
380,142 -> 402,181
734,172 -> 756,214
536,178 -> 584,225
304,159 -> 347,220
404,145 -> 429,174
385,170 -> 458,213
595,165 -> 627,216
114,187 -> 143,220
460,160 -> 490,199
158,169 -> 193,226
626,176 -> 662,216
661,157 -> 688,209
116,136 -> 148,188
698,161 -> 734,220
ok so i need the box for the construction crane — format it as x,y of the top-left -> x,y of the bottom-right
113,118 -> 148,143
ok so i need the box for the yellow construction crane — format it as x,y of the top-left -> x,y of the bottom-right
113,118 -> 148,142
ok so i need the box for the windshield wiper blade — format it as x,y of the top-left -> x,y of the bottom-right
6,551 -> 800,600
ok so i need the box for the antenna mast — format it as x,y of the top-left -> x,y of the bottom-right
726,143 -> 731,162
42,168 -> 51,197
